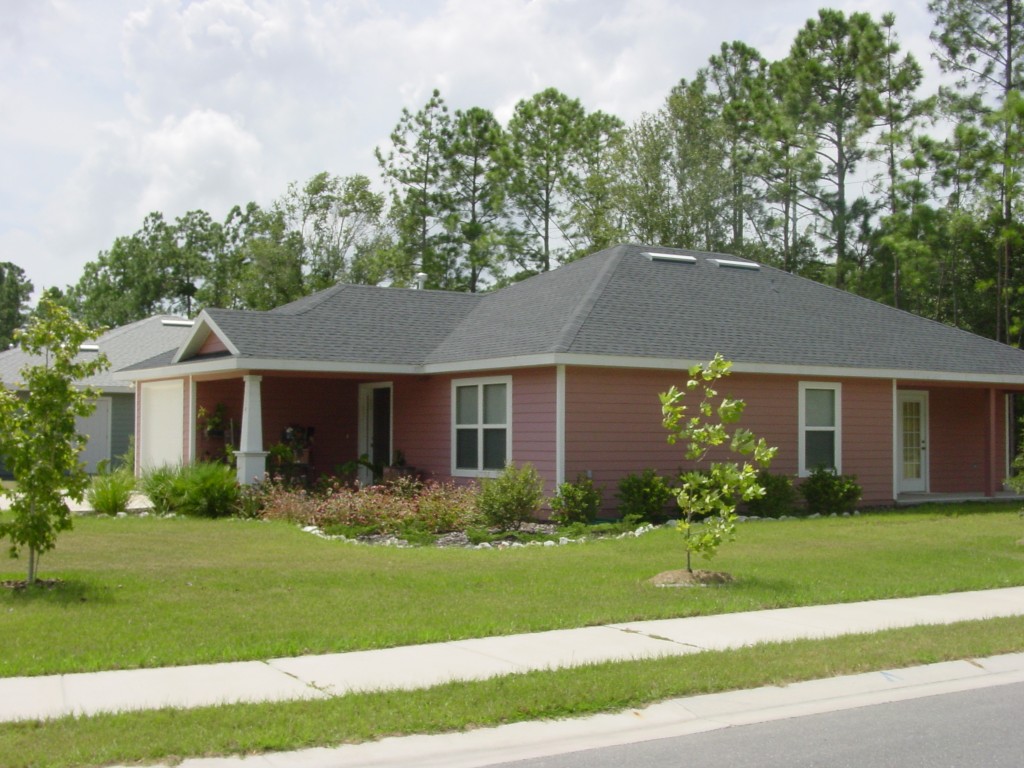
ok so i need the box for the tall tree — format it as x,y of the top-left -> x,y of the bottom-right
613,111 -> 679,247
705,41 -> 771,256
232,204 -> 306,311
930,0 -> 1024,341
376,89 -> 453,288
664,75 -> 732,252
785,9 -> 890,288
278,172 -> 386,292
505,88 -> 588,274
68,213 -> 172,327
442,107 -> 510,291
0,262 -> 33,349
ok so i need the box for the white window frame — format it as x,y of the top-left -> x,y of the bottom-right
451,376 -> 512,478
798,382 -> 842,476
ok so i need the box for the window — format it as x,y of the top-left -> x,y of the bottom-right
799,382 -> 841,475
452,377 -> 511,476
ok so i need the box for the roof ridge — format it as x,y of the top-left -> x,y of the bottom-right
552,247 -> 626,353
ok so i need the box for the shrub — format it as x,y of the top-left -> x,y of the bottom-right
549,476 -> 602,526
615,468 -> 674,524
744,470 -> 798,518
799,467 -> 862,516
140,463 -> 239,518
86,466 -> 136,516
476,463 -> 544,531
140,465 -> 178,516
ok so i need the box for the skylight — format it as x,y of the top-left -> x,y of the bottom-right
79,344 -> 100,352
643,252 -> 696,264
709,258 -> 760,271
162,319 -> 195,327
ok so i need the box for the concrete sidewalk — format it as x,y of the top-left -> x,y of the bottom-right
3,586 -> 1023,725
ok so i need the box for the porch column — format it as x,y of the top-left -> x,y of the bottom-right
236,374 -> 268,485
985,387 -> 998,497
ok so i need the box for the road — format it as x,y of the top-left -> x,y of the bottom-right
492,681 -> 1024,768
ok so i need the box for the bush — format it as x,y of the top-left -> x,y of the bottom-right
799,467 -> 862,516
86,466 -> 136,516
616,469 -> 674,524
549,476 -> 602,526
140,465 -> 177,516
744,470 -> 798,518
140,462 -> 240,518
476,463 -> 544,531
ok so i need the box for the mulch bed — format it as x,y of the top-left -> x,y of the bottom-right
1,578 -> 62,591
648,569 -> 735,587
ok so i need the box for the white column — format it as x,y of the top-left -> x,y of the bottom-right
235,375 -> 268,485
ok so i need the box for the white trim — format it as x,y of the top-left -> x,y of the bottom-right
892,379 -> 899,499
189,376 -> 197,462
172,311 -> 241,363
451,375 -> 512,478
798,381 -> 842,476
896,390 -> 930,493
357,382 -> 394,486
121,351 -> 1024,388
1006,393 -> 1015,486
556,365 -> 566,486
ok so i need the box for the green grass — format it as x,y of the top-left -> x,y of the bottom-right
2,616 -> 1022,768
2,503 -> 1023,677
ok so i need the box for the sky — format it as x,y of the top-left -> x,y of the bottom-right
1,0 -> 944,297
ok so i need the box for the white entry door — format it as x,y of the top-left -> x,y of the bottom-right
898,391 -> 929,493
357,383 -> 392,486
77,397 -> 112,473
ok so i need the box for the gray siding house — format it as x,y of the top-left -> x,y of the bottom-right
0,315 -> 193,474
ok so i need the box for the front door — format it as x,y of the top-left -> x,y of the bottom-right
357,383 -> 392,486
898,391 -> 929,493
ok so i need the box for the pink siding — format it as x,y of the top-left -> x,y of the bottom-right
197,333 -> 228,355
393,367 -> 558,491
840,378 -> 893,505
565,368 -> 895,510
261,376 -> 359,475
194,379 -> 243,462
910,385 -> 1008,494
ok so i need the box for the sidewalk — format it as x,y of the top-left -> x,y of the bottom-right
3,586 -> 1023,725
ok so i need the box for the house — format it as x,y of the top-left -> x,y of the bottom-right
120,244 -> 1024,508
0,315 -> 193,474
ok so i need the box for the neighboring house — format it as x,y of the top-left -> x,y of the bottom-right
120,245 -> 1024,508
0,315 -> 193,474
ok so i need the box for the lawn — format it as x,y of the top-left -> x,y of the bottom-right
3,503 -> 1023,677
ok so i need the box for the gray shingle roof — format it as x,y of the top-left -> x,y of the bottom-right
0,315 -> 193,391
150,244 -> 1024,379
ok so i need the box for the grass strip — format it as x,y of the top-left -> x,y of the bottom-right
4,507 -> 1024,677
2,616 -> 1023,768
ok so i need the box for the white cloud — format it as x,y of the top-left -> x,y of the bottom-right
0,0 -> 945,297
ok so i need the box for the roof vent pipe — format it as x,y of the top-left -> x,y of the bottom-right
415,272 -> 427,290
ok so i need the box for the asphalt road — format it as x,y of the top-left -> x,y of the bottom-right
492,681 -> 1024,768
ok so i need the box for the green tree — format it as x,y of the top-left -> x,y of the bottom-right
505,88 -> 588,274
0,297 -> 108,585
930,0 -> 1024,342
278,172 -> 386,292
706,41 -> 772,256
0,262 -> 34,349
660,354 -> 776,573
376,89 -> 453,288
233,205 -> 306,310
785,9 -> 890,289
442,107 -> 511,291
